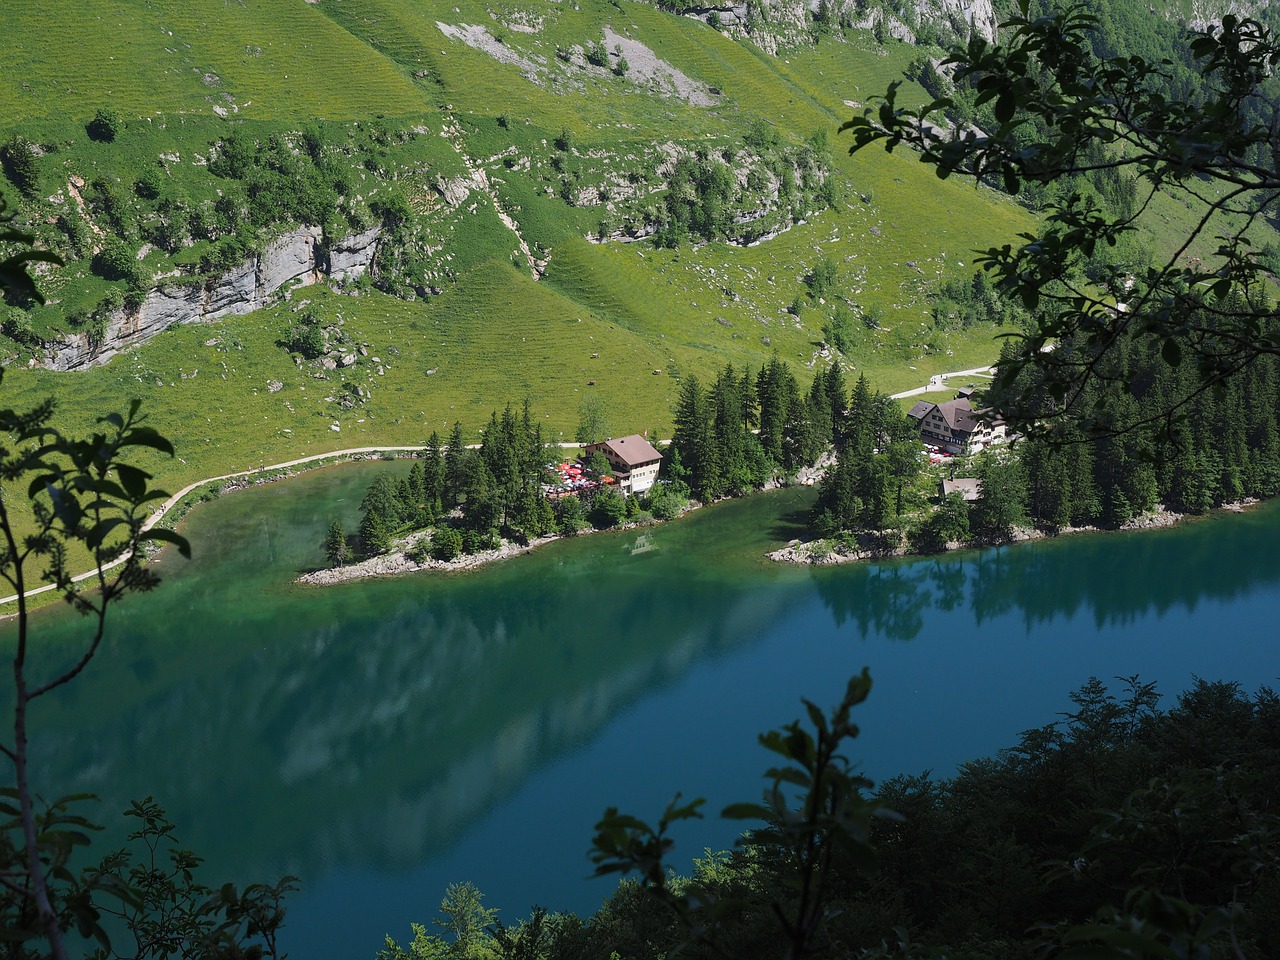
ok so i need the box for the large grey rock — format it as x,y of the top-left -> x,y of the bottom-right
655,0 -> 996,48
433,173 -> 484,207
917,0 -> 997,43
327,225 -> 381,282
204,258 -> 259,320
44,224 -> 381,370
834,0 -> 998,43
259,225 -> 322,295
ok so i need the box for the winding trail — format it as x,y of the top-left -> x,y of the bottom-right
1,441 -> 586,607
2,366 -> 993,608
0,446 -> 431,607
890,365 -> 994,400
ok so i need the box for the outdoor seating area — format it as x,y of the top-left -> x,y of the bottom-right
545,461 -> 614,498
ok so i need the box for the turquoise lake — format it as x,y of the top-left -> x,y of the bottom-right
8,461 -> 1279,958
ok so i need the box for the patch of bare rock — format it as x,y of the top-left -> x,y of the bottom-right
298,531 -> 560,585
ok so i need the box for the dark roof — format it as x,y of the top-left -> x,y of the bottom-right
936,398 -> 984,437
601,435 -> 662,468
907,400 -> 933,422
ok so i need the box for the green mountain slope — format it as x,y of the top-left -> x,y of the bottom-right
0,0 -> 1035,492
0,0 -> 428,123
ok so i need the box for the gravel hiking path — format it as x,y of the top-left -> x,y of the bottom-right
1,441 -> 590,606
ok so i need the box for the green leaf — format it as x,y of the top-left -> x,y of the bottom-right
994,90 -> 1016,124
120,425 -> 176,457
843,669 -> 873,706
762,766 -> 811,788
660,794 -> 705,826
86,478 -> 128,500
721,802 -> 771,821
141,527 -> 192,559
116,463 -> 149,500
85,517 -> 129,553
804,700 -> 828,733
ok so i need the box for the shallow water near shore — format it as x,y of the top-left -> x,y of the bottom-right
6,461 -> 1279,959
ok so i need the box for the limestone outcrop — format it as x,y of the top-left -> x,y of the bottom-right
653,0 -> 997,51
45,224 -> 380,371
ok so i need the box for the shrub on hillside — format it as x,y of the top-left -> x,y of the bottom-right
590,488 -> 627,528
1,308 -> 40,347
822,305 -> 859,355
585,41 -> 609,68
284,311 -> 327,360
91,240 -> 149,290
86,108 -> 121,143
432,526 -> 463,561
134,169 -> 163,201
460,528 -> 500,554
805,254 -> 838,300
555,495 -> 588,535
645,485 -> 686,521
1,136 -> 40,199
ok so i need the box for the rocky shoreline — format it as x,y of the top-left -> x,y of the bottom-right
297,493 -> 1264,583
766,500 -> 1259,566
296,530 -> 561,584
295,503 -> 702,585
151,443 -> 1261,585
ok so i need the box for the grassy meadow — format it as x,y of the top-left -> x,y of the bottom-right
0,0 -> 1040,577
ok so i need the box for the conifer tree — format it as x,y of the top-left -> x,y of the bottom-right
807,370 -> 833,448
881,413 -> 923,517
323,520 -> 351,567
822,363 -> 848,440
971,453 -> 1028,543
1023,437 -> 1073,530
359,509 -> 392,557
709,365 -> 749,497
444,421 -> 467,507
459,458 -> 500,533
787,393 -> 824,468
756,355 -> 799,465
422,432 -> 445,514
846,374 -> 876,458
361,474 -> 401,531
672,376 -> 712,499
407,461 -> 425,506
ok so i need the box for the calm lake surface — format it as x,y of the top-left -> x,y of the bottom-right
9,462 -> 1280,959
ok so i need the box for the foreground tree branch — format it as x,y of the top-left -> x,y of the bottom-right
843,1 -> 1280,438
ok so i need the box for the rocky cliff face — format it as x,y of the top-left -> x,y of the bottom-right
45,224 -> 380,371
1186,0 -> 1271,31
659,0 -> 997,52
917,0 -> 997,44
830,0 -> 997,44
